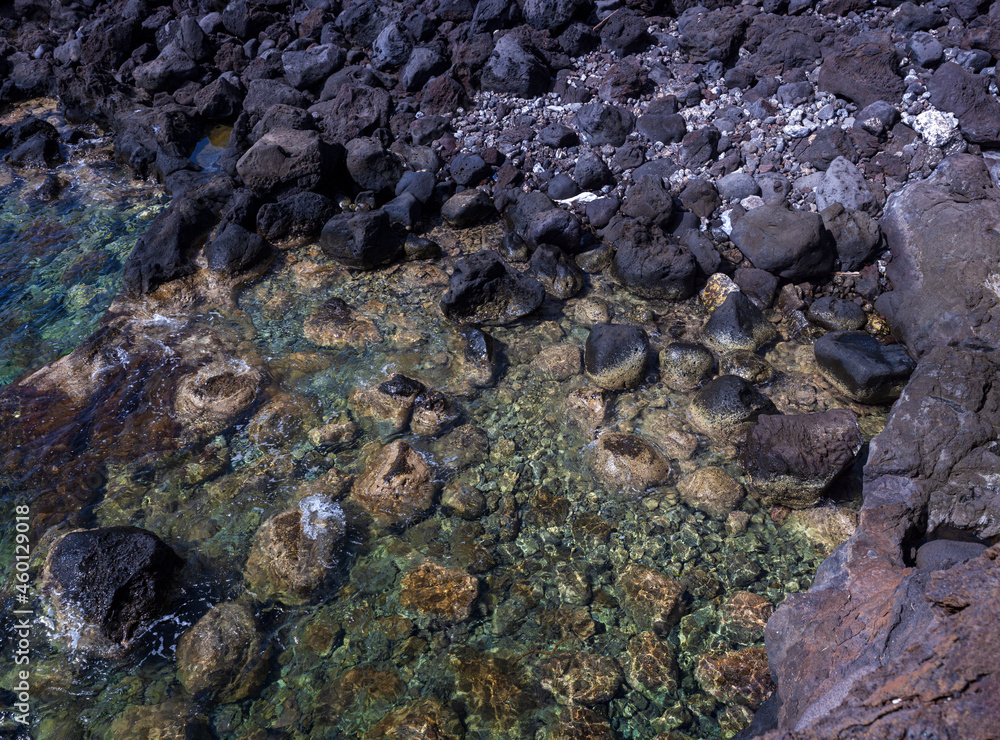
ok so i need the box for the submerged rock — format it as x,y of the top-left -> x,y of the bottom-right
40,527 -> 183,658
174,358 -> 268,438
176,602 -> 270,703
677,466 -> 745,519
244,497 -> 345,605
351,440 -> 436,526
364,697 -> 464,740
398,561 -> 479,623
740,410 -> 864,509
814,330 -> 915,404
528,245 -> 585,300
541,652 -> 624,705
304,297 -> 382,348
616,563 -> 685,631
441,250 -> 545,325
349,374 -> 425,438
694,646 -> 774,709
784,505 -> 859,556
623,631 -> 679,704
591,433 -> 672,492
584,323 -> 650,391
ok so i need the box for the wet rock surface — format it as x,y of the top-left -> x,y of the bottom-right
3,0 -> 1000,732
40,527 -> 183,658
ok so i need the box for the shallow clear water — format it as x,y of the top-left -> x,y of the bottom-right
0,107 -> 890,740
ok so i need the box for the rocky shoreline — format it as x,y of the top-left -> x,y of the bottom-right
2,0 -> 999,737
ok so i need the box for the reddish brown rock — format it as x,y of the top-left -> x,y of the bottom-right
349,374 -> 425,438
317,666 -> 404,715
398,561 -> 479,623
539,707 -> 615,740
694,646 -> 773,709
615,564 -> 685,631
364,697 -> 464,740
351,440 -> 436,527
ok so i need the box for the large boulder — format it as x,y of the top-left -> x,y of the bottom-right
440,250 -> 545,325
877,155 -> 1000,358
584,323 -> 650,390
608,220 -> 697,300
590,432 -> 672,492
40,527 -> 183,657
814,331 -> 915,404
320,210 -> 402,269
688,375 -> 778,436
236,128 -> 327,196
739,410 -> 864,508
730,204 -> 832,281
762,346 -> 1000,736
927,62 -> 1000,146
481,34 -> 550,98
818,38 -> 905,108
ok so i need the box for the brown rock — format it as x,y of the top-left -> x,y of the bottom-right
303,296 -> 382,347
365,697 -> 464,740
247,392 -> 319,446
677,466 -> 745,519
541,652 -> 624,705
176,602 -> 270,703
450,648 -> 536,731
110,700 -> 211,740
244,497 -> 345,605
694,646 -> 773,709
317,666 -> 404,714
532,345 -> 584,381
539,707 -> 615,740
591,432 -> 672,492
565,387 -> 613,436
174,358 -> 267,437
349,374 -> 425,438
410,388 -> 461,437
308,416 -> 360,451
623,631 -> 679,704
719,591 -> 773,646
398,561 -> 479,623
351,440 -> 436,526
739,409 -> 863,509
440,480 -> 487,519
433,423 -> 490,469
616,564 -> 685,631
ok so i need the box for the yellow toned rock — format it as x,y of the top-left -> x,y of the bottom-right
700,273 -> 740,312
247,392 -> 320,446
532,344 -> 584,381
677,466 -> 745,519
350,440 -> 436,527
623,631 -> 679,704
784,505 -> 859,556
399,562 -> 479,623
565,387 -> 613,436
308,416 -> 359,451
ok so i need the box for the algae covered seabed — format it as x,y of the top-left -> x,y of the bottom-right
0,110 -> 890,740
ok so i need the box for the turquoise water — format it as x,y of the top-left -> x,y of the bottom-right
0,106 -> 890,740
